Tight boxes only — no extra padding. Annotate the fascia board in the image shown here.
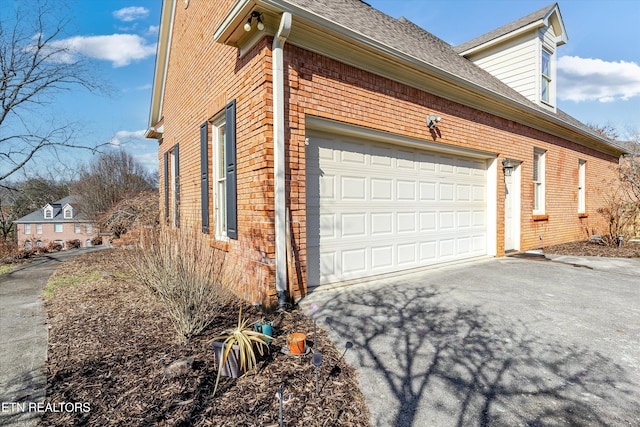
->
[213,0,255,44]
[458,21,545,57]
[148,0,177,130]
[240,0,623,157]
[544,7,568,46]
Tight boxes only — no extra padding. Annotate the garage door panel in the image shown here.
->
[372,245,393,270]
[439,183,455,201]
[397,212,417,233]
[420,182,437,200]
[307,134,488,286]
[371,213,393,235]
[371,178,393,200]
[341,176,366,200]
[342,213,366,237]
[420,212,437,231]
[342,248,367,275]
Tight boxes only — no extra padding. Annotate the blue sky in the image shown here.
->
[4,0,639,178]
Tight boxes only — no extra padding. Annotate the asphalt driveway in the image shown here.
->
[301,255,640,427]
[0,248,103,426]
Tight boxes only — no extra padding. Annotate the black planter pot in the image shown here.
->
[211,341,242,378]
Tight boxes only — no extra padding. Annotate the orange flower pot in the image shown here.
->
[288,333,306,354]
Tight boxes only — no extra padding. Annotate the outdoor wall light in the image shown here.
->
[244,11,265,32]
[502,158,514,176]
[427,114,441,129]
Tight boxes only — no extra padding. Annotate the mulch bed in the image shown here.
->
[41,250,370,426]
[542,239,640,258]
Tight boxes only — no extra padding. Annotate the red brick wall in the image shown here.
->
[159,1,277,304]
[17,222,99,249]
[158,1,619,304]
[283,45,618,285]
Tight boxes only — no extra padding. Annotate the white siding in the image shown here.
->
[466,32,538,102]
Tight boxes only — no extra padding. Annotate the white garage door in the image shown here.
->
[306,133,488,286]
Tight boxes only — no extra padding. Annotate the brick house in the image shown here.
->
[13,196,101,250]
[146,0,626,306]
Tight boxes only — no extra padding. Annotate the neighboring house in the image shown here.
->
[146,1,626,306]
[13,196,100,250]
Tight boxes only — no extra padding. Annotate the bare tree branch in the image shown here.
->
[0,0,109,183]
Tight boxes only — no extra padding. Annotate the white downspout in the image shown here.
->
[273,12,292,309]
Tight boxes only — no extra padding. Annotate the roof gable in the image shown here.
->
[455,3,567,56]
[13,196,88,224]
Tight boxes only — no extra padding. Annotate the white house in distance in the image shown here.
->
[13,196,102,250]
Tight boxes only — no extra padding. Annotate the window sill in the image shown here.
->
[210,239,230,252]
[532,214,549,222]
[578,213,588,218]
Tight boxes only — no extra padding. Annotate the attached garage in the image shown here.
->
[306,127,493,287]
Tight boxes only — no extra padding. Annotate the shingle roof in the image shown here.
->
[281,0,621,154]
[13,196,90,223]
[454,3,557,54]
[286,0,536,106]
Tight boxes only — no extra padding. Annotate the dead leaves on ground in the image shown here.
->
[42,249,370,426]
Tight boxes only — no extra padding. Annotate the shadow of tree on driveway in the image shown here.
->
[311,279,639,427]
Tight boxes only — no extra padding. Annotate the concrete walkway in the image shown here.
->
[301,255,640,427]
[0,250,89,426]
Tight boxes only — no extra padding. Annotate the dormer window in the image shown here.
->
[44,206,53,219]
[63,206,73,219]
[541,49,552,104]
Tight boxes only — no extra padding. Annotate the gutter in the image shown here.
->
[258,0,621,157]
[273,12,292,309]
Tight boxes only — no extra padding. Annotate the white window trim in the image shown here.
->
[24,224,31,234]
[212,114,228,241]
[36,224,42,234]
[533,149,546,215]
[75,223,81,234]
[541,48,553,106]
[578,159,586,214]
[44,207,53,219]
[64,208,73,219]
[54,223,63,233]
[85,223,93,234]
[170,149,178,228]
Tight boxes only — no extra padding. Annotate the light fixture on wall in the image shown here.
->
[502,158,514,176]
[244,11,265,32]
[427,114,441,129]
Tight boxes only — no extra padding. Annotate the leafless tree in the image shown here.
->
[99,191,159,238]
[594,126,640,243]
[587,122,620,141]
[0,176,69,242]
[0,0,107,184]
[71,150,156,222]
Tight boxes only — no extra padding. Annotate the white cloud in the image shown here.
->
[113,6,149,22]
[134,151,160,173]
[558,56,640,103]
[51,34,156,67]
[147,25,159,35]
[109,129,147,147]
[136,84,152,90]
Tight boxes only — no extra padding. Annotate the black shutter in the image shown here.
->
[163,151,169,221]
[200,122,210,234]
[173,143,180,227]
[225,100,238,239]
